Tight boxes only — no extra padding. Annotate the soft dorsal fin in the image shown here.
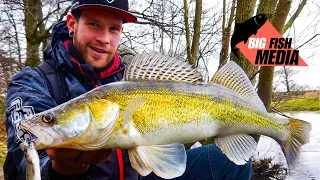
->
[211,61,266,112]
[124,52,202,83]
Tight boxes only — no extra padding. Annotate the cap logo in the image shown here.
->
[106,0,115,3]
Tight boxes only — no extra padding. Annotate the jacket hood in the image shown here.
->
[43,21,71,62]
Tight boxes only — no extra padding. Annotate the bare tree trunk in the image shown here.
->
[283,67,290,92]
[25,0,44,67]
[232,0,257,83]
[184,0,192,63]
[190,0,202,66]
[183,0,202,66]
[24,0,67,67]
[257,0,278,16]
[257,0,292,112]
[252,0,289,143]
[219,0,236,68]
[26,40,41,67]
[160,0,164,53]
[283,0,307,34]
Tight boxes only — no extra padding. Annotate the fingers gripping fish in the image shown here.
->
[20,52,311,179]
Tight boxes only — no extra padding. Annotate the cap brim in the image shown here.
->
[73,5,137,23]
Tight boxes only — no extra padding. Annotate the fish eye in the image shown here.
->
[41,112,55,123]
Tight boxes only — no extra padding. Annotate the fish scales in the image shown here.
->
[92,81,288,138]
[19,52,311,179]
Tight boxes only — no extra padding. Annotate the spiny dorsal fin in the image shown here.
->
[211,61,267,112]
[125,52,202,83]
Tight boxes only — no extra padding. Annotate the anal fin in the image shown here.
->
[215,134,257,165]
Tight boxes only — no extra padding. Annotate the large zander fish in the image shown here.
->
[20,52,311,179]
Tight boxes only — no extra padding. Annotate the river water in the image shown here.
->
[254,111,320,180]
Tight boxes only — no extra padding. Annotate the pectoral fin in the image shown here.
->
[215,134,257,165]
[123,97,146,129]
[128,143,187,179]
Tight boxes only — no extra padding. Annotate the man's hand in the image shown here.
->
[46,148,113,176]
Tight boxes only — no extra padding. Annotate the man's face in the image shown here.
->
[67,10,123,68]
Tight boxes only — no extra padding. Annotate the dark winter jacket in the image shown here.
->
[5,21,140,180]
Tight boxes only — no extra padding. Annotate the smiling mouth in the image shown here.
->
[91,47,108,54]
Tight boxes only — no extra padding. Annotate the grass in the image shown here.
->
[272,98,319,112]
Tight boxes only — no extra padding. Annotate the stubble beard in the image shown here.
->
[73,36,110,69]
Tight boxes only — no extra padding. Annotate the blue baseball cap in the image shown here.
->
[71,0,137,23]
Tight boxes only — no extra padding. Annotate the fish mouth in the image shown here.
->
[19,120,64,149]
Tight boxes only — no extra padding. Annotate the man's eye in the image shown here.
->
[89,23,99,27]
[110,27,120,32]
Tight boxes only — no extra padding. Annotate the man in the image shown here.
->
[5,0,252,179]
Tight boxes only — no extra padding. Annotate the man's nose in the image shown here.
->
[96,30,111,44]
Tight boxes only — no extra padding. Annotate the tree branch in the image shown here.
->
[282,0,307,34]
[183,0,192,64]
[190,0,202,67]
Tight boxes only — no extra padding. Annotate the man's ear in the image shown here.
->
[66,13,76,32]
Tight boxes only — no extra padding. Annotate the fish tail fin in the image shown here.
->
[232,48,239,59]
[281,118,311,168]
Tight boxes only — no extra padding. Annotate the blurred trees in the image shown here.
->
[24,0,70,66]
[0,0,70,67]
[274,67,299,92]
[0,50,19,94]
[121,0,223,80]
[0,0,318,102]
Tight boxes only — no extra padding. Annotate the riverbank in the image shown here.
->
[272,90,319,111]
[272,98,319,111]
